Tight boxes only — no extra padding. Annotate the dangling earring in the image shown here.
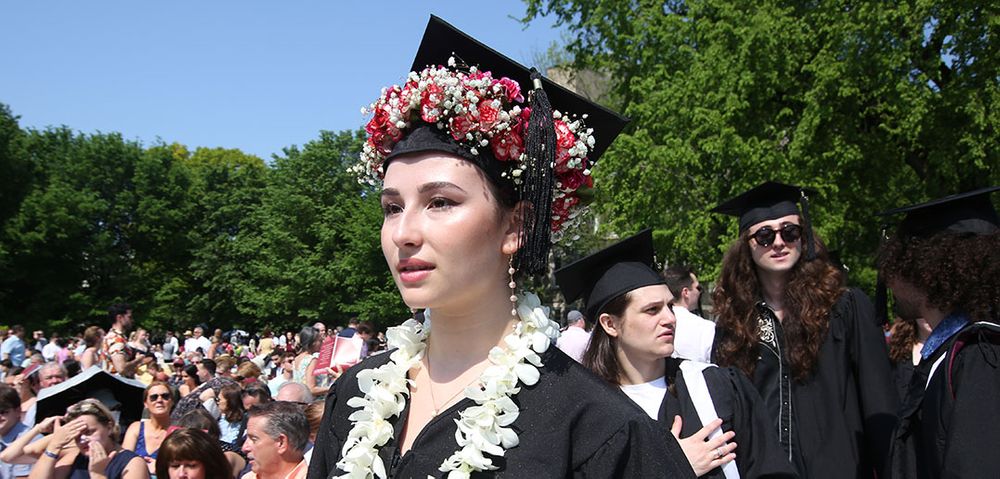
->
[508,257,518,318]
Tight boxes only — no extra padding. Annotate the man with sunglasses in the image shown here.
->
[663,265,716,363]
[709,181,897,479]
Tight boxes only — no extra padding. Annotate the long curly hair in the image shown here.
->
[713,228,845,381]
[878,231,999,324]
[887,319,916,364]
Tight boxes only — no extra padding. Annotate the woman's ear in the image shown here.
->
[599,313,620,338]
[501,201,529,256]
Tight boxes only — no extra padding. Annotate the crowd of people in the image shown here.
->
[0,312,387,479]
[2,15,998,479]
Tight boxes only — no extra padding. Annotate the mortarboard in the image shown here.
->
[711,181,819,260]
[362,16,629,275]
[876,186,999,238]
[554,229,665,322]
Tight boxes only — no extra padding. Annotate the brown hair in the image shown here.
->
[155,428,231,479]
[218,384,245,423]
[581,292,633,385]
[304,399,326,442]
[83,326,103,348]
[887,319,917,364]
[713,229,844,381]
[144,381,174,402]
[878,232,999,324]
[235,361,262,382]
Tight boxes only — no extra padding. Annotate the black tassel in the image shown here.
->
[516,68,557,275]
[799,190,816,261]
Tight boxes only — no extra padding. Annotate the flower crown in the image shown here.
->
[355,58,597,234]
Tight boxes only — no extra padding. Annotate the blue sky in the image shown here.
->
[0,2,564,160]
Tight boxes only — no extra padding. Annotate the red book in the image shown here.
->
[314,336,363,375]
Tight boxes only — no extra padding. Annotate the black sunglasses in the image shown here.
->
[751,224,802,247]
[147,393,171,401]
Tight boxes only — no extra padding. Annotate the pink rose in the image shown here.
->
[450,115,475,141]
[554,120,576,150]
[477,99,499,132]
[490,129,524,161]
[497,77,523,103]
[421,84,444,123]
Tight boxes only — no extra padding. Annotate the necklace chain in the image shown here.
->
[424,354,480,415]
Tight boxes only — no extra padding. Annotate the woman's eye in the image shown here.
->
[382,202,402,216]
[428,197,456,210]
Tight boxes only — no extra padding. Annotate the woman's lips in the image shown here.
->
[397,258,435,283]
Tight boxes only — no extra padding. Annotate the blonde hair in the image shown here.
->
[64,399,121,442]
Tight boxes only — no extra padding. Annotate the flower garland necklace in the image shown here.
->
[335,292,560,479]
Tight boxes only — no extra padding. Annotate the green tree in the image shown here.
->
[233,130,406,332]
[524,0,999,287]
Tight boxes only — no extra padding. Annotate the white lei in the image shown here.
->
[335,292,561,479]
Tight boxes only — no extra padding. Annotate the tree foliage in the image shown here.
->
[524,0,999,286]
[0,104,404,334]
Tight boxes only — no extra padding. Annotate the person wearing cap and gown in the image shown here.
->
[307,17,693,479]
[709,182,897,479]
[555,229,796,479]
[877,186,1000,479]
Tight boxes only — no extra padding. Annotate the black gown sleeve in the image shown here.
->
[843,289,899,477]
[939,329,1000,476]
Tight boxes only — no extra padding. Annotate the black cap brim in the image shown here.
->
[710,181,817,231]
[877,186,999,237]
[554,229,665,320]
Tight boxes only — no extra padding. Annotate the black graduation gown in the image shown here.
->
[889,320,1000,479]
[713,288,899,479]
[659,359,798,479]
[307,346,695,479]
[891,358,916,407]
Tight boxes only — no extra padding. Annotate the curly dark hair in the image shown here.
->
[713,228,845,381]
[878,231,999,324]
[887,319,916,364]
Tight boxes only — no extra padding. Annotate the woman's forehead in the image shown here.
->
[747,214,800,231]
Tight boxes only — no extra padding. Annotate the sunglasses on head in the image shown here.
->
[147,393,171,401]
[751,223,802,247]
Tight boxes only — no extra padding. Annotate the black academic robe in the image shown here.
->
[659,359,798,479]
[889,320,1000,479]
[307,346,695,479]
[713,288,899,479]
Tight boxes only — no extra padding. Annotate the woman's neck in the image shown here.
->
[148,413,170,429]
[756,269,788,311]
[616,350,667,386]
[423,285,517,377]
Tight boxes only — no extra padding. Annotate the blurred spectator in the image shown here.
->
[217,384,246,445]
[184,328,211,358]
[179,365,201,397]
[1,326,26,367]
[174,409,246,478]
[291,327,327,397]
[197,359,217,383]
[123,381,174,474]
[257,329,275,358]
[80,326,105,370]
[268,353,295,396]
[302,399,325,465]
[31,331,46,354]
[155,428,231,479]
[162,330,179,362]
[0,383,31,479]
[41,333,60,362]
[235,361,262,385]
[22,399,149,479]
[338,318,359,338]
[241,383,272,411]
[275,382,313,405]
[104,303,146,378]
[128,328,151,356]
[312,322,327,338]
[241,401,309,479]
[556,310,589,363]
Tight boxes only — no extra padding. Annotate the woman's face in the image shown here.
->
[380,153,519,311]
[74,414,113,455]
[605,284,677,361]
[167,460,206,479]
[145,385,173,416]
[747,214,802,275]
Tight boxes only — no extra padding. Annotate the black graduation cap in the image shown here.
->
[385,15,628,276]
[406,15,628,162]
[554,229,665,321]
[876,186,999,238]
[711,181,818,260]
